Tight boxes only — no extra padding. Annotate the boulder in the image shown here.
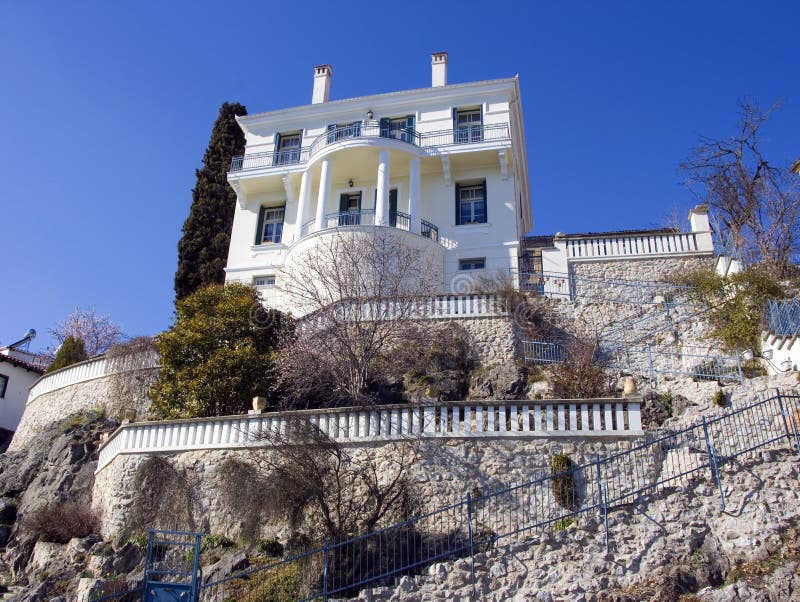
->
[469,362,528,400]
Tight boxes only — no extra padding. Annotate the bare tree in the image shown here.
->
[278,229,441,406]
[49,306,125,356]
[681,98,800,275]
[249,416,420,542]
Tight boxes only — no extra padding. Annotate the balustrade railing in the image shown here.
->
[96,398,643,472]
[229,122,511,173]
[566,231,700,259]
[28,356,108,402]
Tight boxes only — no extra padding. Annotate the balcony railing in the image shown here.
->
[299,209,439,244]
[229,121,511,173]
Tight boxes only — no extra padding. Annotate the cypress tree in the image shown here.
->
[175,102,247,300]
[47,336,88,372]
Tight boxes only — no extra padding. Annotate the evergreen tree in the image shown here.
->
[47,336,88,373]
[175,102,247,300]
[151,283,294,419]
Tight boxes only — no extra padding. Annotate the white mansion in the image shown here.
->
[224,53,532,310]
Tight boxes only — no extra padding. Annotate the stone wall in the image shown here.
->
[569,255,714,283]
[92,436,639,544]
[9,367,158,452]
[456,316,517,365]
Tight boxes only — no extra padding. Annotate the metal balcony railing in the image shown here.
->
[298,210,440,244]
[229,122,511,172]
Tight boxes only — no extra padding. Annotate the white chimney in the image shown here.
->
[312,64,332,104]
[431,52,448,87]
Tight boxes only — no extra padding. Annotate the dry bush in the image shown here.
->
[125,457,198,537]
[548,339,610,399]
[250,417,420,543]
[217,458,273,541]
[106,337,159,417]
[23,502,101,544]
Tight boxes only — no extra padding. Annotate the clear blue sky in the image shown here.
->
[1,1,798,352]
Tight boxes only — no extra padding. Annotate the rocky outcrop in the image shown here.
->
[358,449,800,601]
[468,361,528,400]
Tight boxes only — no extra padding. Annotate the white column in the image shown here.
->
[409,156,421,234]
[315,158,331,231]
[295,169,311,240]
[375,150,390,225]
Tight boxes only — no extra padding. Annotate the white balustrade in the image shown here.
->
[28,356,108,401]
[566,232,700,260]
[96,399,644,473]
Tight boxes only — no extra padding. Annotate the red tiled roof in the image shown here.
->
[0,354,46,374]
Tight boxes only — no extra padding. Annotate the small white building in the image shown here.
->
[0,335,46,433]
[225,52,531,312]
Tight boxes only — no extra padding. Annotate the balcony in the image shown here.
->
[229,122,510,173]
[299,209,440,244]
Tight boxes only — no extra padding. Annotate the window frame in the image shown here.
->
[459,258,486,271]
[274,131,302,165]
[455,180,488,226]
[255,205,286,245]
[0,373,7,398]
[454,107,483,143]
[253,275,276,287]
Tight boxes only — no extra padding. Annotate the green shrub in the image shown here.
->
[741,359,768,379]
[553,517,574,532]
[551,454,577,510]
[201,534,235,553]
[712,390,727,408]
[256,538,284,558]
[128,534,148,553]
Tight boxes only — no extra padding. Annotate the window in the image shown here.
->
[456,181,487,225]
[327,121,362,143]
[454,107,483,143]
[338,192,362,226]
[0,373,7,398]
[459,258,486,270]
[379,115,415,143]
[274,131,302,165]
[253,275,276,287]
[255,206,285,245]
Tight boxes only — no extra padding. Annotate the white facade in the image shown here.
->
[225,53,532,313]
[0,352,44,432]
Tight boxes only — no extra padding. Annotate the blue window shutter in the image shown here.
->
[255,206,266,244]
[406,115,415,143]
[353,121,361,137]
[389,189,397,227]
[339,194,349,213]
[481,180,488,223]
[327,124,335,143]
[455,183,462,225]
[273,133,281,164]
[379,118,389,138]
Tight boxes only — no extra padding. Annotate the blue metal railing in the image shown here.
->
[609,345,743,383]
[514,270,694,306]
[195,390,799,601]
[229,122,511,173]
[766,299,800,337]
[521,339,567,364]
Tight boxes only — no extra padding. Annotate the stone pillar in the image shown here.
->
[408,156,421,234]
[375,150,390,226]
[688,204,714,252]
[315,158,331,231]
[295,169,311,240]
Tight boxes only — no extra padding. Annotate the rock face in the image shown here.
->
[469,361,528,400]
[357,450,800,602]
[0,411,120,598]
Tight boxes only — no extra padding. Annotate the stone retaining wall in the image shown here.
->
[92,436,640,544]
[9,367,158,452]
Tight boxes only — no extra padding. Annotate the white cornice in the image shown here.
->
[237,78,518,133]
